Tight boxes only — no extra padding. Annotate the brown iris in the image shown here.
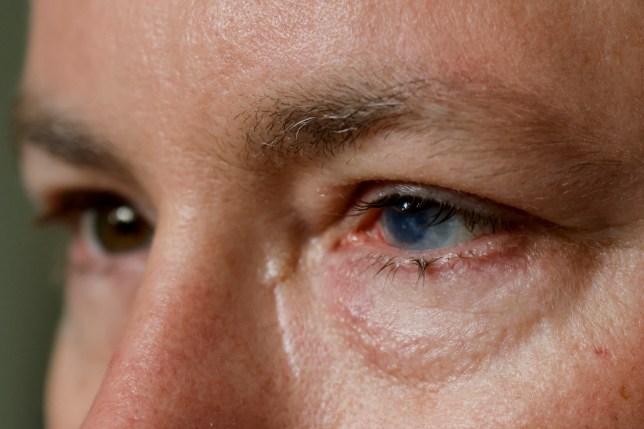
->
[86,202,152,254]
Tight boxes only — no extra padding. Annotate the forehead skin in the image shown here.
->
[23,1,643,428]
[25,1,642,170]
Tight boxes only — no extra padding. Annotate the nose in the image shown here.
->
[80,219,292,428]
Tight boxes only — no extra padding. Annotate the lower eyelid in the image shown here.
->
[315,227,590,386]
[323,234,552,335]
[339,226,530,282]
[310,185,587,385]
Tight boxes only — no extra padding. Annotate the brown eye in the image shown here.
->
[81,202,153,254]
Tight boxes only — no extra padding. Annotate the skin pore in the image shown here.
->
[16,1,643,428]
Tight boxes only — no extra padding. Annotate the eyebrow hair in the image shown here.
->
[240,81,412,160]
[239,78,619,178]
[13,77,623,189]
[11,95,130,176]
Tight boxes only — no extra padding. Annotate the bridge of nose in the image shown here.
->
[80,216,297,428]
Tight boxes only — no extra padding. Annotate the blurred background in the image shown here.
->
[1,2,63,428]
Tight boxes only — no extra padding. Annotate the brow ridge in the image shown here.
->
[12,95,129,176]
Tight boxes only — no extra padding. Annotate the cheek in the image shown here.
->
[46,239,146,428]
[65,237,145,362]
[46,320,102,429]
[316,234,589,384]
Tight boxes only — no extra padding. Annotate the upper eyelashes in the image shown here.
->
[36,183,519,265]
[36,190,153,255]
[350,184,515,253]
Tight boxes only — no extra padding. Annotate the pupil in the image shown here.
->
[93,204,152,253]
[381,201,456,251]
[383,206,434,247]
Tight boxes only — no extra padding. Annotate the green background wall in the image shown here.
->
[1,2,62,428]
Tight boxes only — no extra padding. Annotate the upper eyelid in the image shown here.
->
[35,189,154,228]
[20,144,155,217]
[351,182,529,223]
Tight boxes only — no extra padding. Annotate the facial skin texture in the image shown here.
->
[16,1,643,428]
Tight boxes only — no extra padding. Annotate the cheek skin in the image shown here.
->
[299,234,644,426]
[65,237,145,357]
[26,0,644,426]
[316,233,593,385]
[46,239,146,429]
[46,320,98,429]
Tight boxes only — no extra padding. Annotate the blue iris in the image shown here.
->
[381,202,464,251]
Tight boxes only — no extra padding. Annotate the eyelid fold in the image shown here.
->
[350,182,523,230]
[35,190,132,226]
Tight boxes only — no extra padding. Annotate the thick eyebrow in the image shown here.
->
[242,79,595,162]
[240,81,411,160]
[14,78,622,186]
[239,79,637,201]
[11,95,130,176]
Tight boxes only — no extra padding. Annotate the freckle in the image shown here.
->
[619,385,631,400]
[593,346,611,359]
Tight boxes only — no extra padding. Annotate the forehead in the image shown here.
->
[23,0,642,160]
[25,0,632,97]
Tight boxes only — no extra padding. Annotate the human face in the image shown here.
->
[17,1,643,428]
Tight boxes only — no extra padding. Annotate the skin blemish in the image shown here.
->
[619,385,631,401]
[593,347,611,359]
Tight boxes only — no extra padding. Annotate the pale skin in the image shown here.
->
[16,0,643,428]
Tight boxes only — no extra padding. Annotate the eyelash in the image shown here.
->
[37,185,521,283]
[352,193,511,234]
[36,189,157,257]
[36,190,134,229]
[348,187,519,283]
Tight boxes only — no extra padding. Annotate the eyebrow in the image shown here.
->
[11,95,130,176]
[240,81,411,161]
[13,78,621,184]
[239,79,618,178]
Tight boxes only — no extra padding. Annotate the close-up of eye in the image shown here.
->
[351,184,514,252]
[329,182,530,285]
[37,191,153,256]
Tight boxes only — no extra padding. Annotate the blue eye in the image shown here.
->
[380,200,476,251]
[352,184,512,253]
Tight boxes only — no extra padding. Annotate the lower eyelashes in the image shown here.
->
[358,232,527,287]
[338,182,531,284]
